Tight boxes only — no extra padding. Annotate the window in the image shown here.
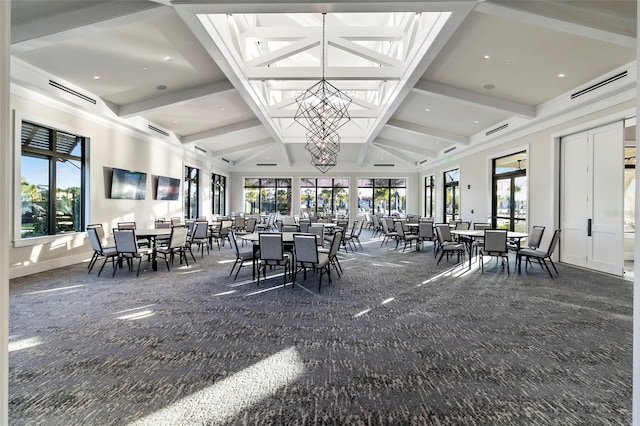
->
[184,166,199,219]
[212,173,226,215]
[20,121,85,238]
[300,178,349,216]
[443,169,459,223]
[358,178,406,216]
[424,175,435,219]
[492,151,527,231]
[244,178,291,214]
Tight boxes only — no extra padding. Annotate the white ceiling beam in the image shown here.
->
[280,144,292,167]
[12,3,172,50]
[386,118,469,145]
[245,67,402,80]
[413,80,536,119]
[233,144,274,166]
[357,144,369,167]
[211,138,273,157]
[119,80,235,118]
[269,108,378,119]
[476,1,636,49]
[371,143,419,166]
[268,80,381,91]
[373,138,438,158]
[328,35,403,68]
[182,118,262,144]
[247,38,319,68]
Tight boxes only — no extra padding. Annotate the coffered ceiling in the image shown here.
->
[10,0,637,173]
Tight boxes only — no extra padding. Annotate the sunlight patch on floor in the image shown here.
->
[9,337,42,352]
[25,284,85,295]
[127,346,305,426]
[116,310,155,321]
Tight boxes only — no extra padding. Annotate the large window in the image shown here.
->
[20,121,85,238]
[300,178,349,216]
[184,166,199,219]
[443,169,459,223]
[358,178,406,216]
[244,178,292,214]
[492,151,527,231]
[424,175,435,219]
[212,173,226,215]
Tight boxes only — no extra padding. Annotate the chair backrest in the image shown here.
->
[474,222,491,231]
[228,231,241,257]
[384,217,395,231]
[185,220,196,235]
[259,233,285,261]
[294,234,319,265]
[235,216,246,229]
[87,227,103,252]
[396,223,406,237]
[299,221,311,233]
[155,221,171,229]
[353,219,364,237]
[418,222,434,239]
[245,217,257,232]
[483,229,507,253]
[170,217,181,226]
[113,229,138,254]
[349,220,359,235]
[117,221,136,230]
[336,220,349,232]
[308,224,324,245]
[381,218,391,234]
[528,225,546,249]
[455,221,470,231]
[435,224,452,244]
[545,229,561,256]
[281,225,298,232]
[169,225,188,249]
[87,224,108,246]
[372,215,380,228]
[220,220,233,236]
[328,230,343,257]
[192,221,208,240]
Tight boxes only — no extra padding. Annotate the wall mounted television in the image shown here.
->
[156,175,181,201]
[110,168,147,200]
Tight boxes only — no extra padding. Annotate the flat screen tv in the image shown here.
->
[156,175,180,201]
[110,168,147,200]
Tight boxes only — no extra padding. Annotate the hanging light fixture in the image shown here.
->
[295,13,351,173]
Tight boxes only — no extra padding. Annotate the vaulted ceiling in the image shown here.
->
[10,0,637,173]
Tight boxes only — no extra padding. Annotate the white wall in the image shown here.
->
[9,92,222,278]
[228,171,421,224]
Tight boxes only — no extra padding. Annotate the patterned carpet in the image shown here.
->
[9,230,632,425]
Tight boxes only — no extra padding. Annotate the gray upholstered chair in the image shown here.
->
[87,225,118,276]
[113,229,153,277]
[154,225,189,271]
[257,233,291,287]
[517,229,561,277]
[480,229,510,274]
[293,233,331,291]
[228,230,257,281]
[435,224,465,265]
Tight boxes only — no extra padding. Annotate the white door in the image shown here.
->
[560,121,624,275]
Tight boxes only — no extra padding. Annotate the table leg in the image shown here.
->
[151,236,158,271]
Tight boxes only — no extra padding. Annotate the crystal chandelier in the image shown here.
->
[295,13,351,173]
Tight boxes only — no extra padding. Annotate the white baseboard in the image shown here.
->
[9,252,91,279]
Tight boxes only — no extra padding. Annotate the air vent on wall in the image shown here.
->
[374,163,394,167]
[257,163,277,166]
[571,71,628,99]
[148,125,169,137]
[48,80,96,104]
[486,123,508,136]
[419,159,428,165]
[221,157,230,163]
[194,145,207,153]
[444,146,456,154]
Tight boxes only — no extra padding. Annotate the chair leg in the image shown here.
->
[548,257,559,275]
[136,257,143,277]
[97,257,110,277]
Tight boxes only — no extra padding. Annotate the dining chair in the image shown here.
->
[435,224,465,265]
[517,229,561,277]
[380,219,398,247]
[480,229,510,274]
[189,221,210,258]
[86,226,118,276]
[293,233,331,291]
[112,229,153,277]
[228,230,257,281]
[324,230,344,277]
[257,233,291,287]
[472,223,492,255]
[281,225,298,232]
[395,222,419,252]
[154,225,189,271]
[417,222,436,252]
[170,217,181,226]
[308,224,325,248]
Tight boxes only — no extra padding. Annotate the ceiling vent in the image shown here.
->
[49,80,96,104]
[419,159,428,165]
[148,125,169,137]
[486,123,508,136]
[444,146,457,154]
[221,157,230,163]
[374,163,394,167]
[571,71,627,99]
[257,163,277,166]
[194,145,207,153]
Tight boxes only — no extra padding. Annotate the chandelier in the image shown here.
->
[295,13,351,173]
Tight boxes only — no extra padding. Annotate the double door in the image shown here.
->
[560,121,623,275]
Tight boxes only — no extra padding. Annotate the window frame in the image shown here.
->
[244,178,292,215]
[424,175,435,219]
[211,173,226,216]
[358,178,407,216]
[491,151,527,231]
[18,119,87,242]
[443,168,459,223]
[300,177,349,216]
[184,165,199,220]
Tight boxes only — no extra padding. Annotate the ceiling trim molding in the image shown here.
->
[373,137,438,158]
[386,118,469,145]
[119,80,235,118]
[412,80,537,119]
[233,145,273,166]
[211,138,273,157]
[371,142,419,166]
[182,118,262,144]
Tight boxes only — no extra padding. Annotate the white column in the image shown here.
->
[633,3,640,425]
[0,0,11,423]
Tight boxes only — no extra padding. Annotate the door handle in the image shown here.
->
[587,218,592,237]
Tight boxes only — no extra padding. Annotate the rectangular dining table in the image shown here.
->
[450,229,528,271]
[134,228,172,271]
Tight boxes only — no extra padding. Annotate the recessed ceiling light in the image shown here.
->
[93,76,100,80]
[558,73,566,78]
[156,84,167,90]
[483,55,490,60]
[483,84,495,90]
[506,61,513,65]
[173,120,178,124]
[142,66,149,70]
[425,108,430,112]
[474,120,479,124]
[164,56,173,62]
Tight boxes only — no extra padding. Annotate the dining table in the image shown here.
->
[135,228,172,271]
[450,229,528,271]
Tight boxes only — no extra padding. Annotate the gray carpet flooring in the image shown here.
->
[9,230,632,425]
